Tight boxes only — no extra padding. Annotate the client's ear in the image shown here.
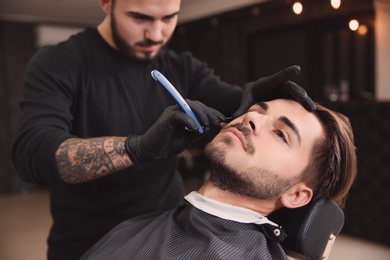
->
[280,183,313,209]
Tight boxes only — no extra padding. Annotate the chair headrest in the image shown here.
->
[268,199,344,260]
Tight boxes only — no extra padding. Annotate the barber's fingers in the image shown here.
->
[186,99,226,127]
[283,81,316,111]
[250,65,301,94]
[169,110,202,132]
[232,66,302,118]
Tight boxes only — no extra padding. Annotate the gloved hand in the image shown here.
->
[232,65,316,118]
[125,99,225,164]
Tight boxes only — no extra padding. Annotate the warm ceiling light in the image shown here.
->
[357,25,368,35]
[293,2,303,15]
[349,19,359,31]
[331,0,341,9]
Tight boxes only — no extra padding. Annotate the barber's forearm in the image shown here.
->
[55,137,134,184]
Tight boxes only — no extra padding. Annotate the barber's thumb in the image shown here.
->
[278,65,301,80]
[262,65,301,87]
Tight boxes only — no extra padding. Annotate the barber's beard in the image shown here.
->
[110,14,164,62]
[204,123,299,200]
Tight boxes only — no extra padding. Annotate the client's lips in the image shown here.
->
[225,127,247,151]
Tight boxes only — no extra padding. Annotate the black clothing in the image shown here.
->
[81,204,288,260]
[11,28,242,259]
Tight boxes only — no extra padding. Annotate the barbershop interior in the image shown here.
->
[1,0,390,259]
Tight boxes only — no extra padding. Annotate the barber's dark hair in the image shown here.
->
[300,104,357,208]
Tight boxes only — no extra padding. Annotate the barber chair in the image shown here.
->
[268,199,344,260]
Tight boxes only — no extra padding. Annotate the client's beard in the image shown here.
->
[204,123,299,200]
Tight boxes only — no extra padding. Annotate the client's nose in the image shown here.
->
[249,121,255,130]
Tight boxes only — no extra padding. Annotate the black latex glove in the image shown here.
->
[232,65,316,118]
[125,99,225,164]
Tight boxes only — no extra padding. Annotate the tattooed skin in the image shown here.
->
[55,137,132,183]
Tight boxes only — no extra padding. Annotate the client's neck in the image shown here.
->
[197,181,278,216]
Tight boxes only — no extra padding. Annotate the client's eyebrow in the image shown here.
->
[280,116,301,145]
[257,102,268,111]
[256,102,301,145]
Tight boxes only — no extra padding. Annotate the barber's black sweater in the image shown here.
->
[11,28,242,259]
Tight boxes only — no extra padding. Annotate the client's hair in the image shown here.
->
[300,104,357,208]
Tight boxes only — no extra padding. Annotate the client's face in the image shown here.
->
[204,99,324,200]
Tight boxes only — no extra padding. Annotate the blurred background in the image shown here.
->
[1,0,390,259]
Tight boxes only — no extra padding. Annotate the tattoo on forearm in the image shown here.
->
[55,137,130,183]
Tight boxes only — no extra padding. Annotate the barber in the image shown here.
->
[11,0,314,259]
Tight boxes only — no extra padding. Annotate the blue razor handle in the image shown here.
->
[151,70,204,134]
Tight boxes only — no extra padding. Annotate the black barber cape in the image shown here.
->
[81,192,288,259]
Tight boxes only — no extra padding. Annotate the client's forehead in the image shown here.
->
[250,99,304,115]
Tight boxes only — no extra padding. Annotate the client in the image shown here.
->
[81,98,357,260]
